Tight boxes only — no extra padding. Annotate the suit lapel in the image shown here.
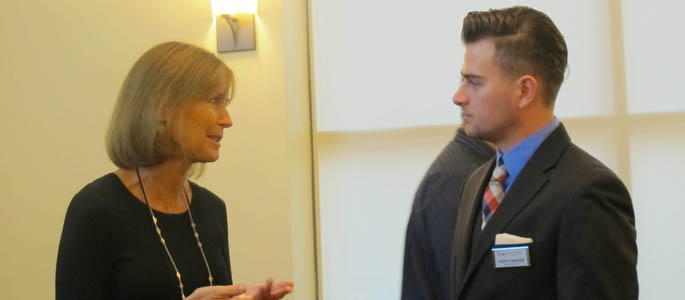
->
[464,164,549,281]
[451,160,493,300]
[452,124,573,299]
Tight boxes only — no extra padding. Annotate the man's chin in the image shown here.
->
[463,126,479,138]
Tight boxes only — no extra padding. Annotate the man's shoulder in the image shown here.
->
[532,124,622,186]
[559,143,621,182]
[428,133,493,182]
[539,142,630,206]
[461,159,494,195]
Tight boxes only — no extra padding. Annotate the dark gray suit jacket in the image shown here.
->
[401,128,494,300]
[450,124,638,300]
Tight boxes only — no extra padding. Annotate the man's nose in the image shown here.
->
[453,85,468,106]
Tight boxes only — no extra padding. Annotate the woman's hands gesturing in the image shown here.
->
[185,284,247,300]
[185,278,293,300]
[235,278,294,300]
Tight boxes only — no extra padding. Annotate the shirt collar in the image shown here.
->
[497,117,559,191]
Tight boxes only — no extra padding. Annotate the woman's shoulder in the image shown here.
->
[189,181,226,210]
[69,173,126,213]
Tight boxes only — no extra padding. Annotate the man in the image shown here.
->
[401,127,494,300]
[449,6,638,300]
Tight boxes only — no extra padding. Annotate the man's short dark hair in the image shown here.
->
[462,6,567,106]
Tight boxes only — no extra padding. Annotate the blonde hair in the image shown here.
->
[106,41,234,169]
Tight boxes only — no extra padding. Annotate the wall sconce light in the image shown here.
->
[211,0,257,52]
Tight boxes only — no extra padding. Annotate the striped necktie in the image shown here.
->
[482,160,508,229]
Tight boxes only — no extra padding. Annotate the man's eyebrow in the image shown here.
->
[461,72,483,80]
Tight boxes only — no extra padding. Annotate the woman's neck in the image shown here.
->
[117,158,193,213]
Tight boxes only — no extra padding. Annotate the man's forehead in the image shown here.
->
[464,40,495,61]
[461,39,496,74]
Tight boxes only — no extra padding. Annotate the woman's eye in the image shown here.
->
[209,96,229,107]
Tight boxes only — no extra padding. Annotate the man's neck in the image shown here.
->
[497,113,554,153]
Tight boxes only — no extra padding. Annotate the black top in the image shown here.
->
[56,173,232,300]
[401,128,494,300]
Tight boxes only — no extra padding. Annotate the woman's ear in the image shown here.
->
[516,75,539,109]
[158,106,172,124]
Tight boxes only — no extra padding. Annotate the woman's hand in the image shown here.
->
[234,278,294,300]
[185,284,247,300]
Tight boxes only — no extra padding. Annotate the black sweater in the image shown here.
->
[56,173,232,300]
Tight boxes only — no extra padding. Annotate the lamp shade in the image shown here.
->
[211,0,257,15]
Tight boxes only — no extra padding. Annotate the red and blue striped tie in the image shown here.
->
[482,161,508,229]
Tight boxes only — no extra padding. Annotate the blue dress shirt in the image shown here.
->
[498,117,560,192]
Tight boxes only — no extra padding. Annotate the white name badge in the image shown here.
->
[492,245,531,268]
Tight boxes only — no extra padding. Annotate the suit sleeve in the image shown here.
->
[56,191,112,300]
[401,176,448,300]
[556,175,638,300]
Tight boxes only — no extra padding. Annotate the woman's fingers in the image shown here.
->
[269,281,294,299]
[269,286,293,299]
[186,284,247,299]
[239,279,293,300]
[212,284,248,297]
[271,281,294,291]
[263,278,273,297]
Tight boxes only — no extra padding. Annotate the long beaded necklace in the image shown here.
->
[136,168,214,299]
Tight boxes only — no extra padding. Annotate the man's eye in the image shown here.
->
[460,77,480,87]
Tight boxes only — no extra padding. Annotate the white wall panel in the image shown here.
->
[310,0,465,131]
[630,120,685,299]
[311,0,614,131]
[317,127,455,300]
[623,1,685,114]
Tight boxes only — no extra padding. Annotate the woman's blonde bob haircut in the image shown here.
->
[106,41,234,169]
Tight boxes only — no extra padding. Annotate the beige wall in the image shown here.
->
[0,0,314,299]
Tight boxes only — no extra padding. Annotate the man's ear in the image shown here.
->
[516,75,539,109]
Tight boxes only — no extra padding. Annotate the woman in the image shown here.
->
[56,42,293,300]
